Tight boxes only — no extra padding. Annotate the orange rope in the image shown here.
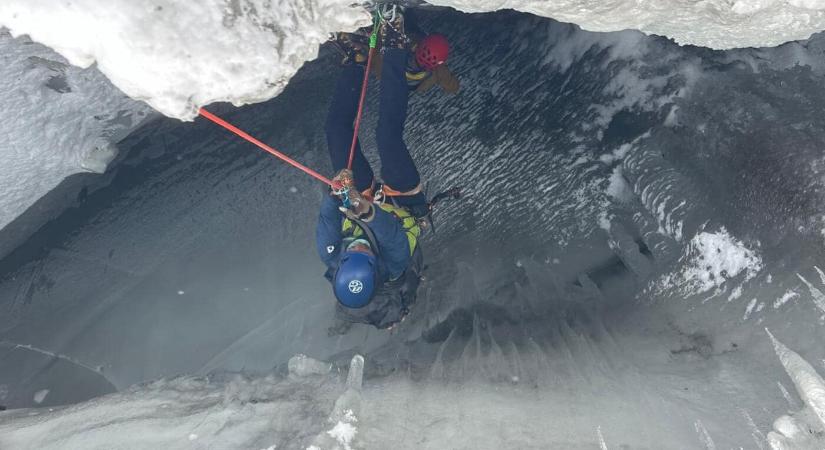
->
[199,108,333,186]
[347,47,377,169]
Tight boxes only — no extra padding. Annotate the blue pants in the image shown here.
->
[325,49,425,207]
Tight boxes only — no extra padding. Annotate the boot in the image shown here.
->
[378,4,409,50]
[330,28,371,65]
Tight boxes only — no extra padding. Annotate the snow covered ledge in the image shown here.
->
[431,0,825,50]
[0,1,371,120]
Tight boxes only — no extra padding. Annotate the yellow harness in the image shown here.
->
[342,203,420,255]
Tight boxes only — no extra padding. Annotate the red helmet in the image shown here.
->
[416,33,450,70]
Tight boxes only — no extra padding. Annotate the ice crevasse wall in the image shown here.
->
[2,0,825,250]
[2,0,825,448]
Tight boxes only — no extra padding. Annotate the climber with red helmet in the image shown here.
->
[332,8,460,95]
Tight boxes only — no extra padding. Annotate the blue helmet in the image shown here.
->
[334,249,377,308]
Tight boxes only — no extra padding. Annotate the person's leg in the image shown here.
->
[324,64,374,192]
[375,48,426,207]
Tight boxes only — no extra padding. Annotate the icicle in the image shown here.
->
[694,420,716,450]
[430,327,457,380]
[740,409,766,450]
[777,381,800,409]
[766,329,825,429]
[596,426,608,450]
[815,266,825,286]
[795,274,825,314]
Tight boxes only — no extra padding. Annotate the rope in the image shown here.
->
[347,11,382,169]
[199,108,333,186]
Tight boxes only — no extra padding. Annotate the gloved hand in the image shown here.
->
[338,189,374,221]
[331,168,355,193]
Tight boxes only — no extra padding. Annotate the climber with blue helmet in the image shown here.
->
[317,6,432,332]
[316,167,423,332]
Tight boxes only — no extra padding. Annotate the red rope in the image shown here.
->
[199,108,333,186]
[347,47,377,169]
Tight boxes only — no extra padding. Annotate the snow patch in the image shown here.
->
[727,286,743,302]
[744,298,758,320]
[326,420,358,450]
[656,228,762,296]
[773,291,799,309]
[606,167,634,203]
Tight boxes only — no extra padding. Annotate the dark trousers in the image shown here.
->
[325,49,425,207]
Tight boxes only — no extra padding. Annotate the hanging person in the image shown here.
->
[317,5,431,332]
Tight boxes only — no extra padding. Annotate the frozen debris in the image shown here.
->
[767,412,825,450]
[326,421,357,450]
[773,291,799,309]
[766,330,825,430]
[177,290,185,295]
[288,354,332,378]
[33,389,49,404]
[796,273,825,315]
[312,355,365,450]
[188,434,198,441]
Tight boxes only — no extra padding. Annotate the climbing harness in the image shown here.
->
[346,10,382,170]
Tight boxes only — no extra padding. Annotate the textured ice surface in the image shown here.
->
[0,32,152,236]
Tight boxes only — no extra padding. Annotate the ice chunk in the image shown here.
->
[796,273,825,314]
[33,389,49,404]
[288,354,332,378]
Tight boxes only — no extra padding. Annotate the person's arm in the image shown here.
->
[316,194,344,271]
[364,207,411,280]
[434,64,459,94]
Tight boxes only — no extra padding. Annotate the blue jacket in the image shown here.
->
[316,195,411,282]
